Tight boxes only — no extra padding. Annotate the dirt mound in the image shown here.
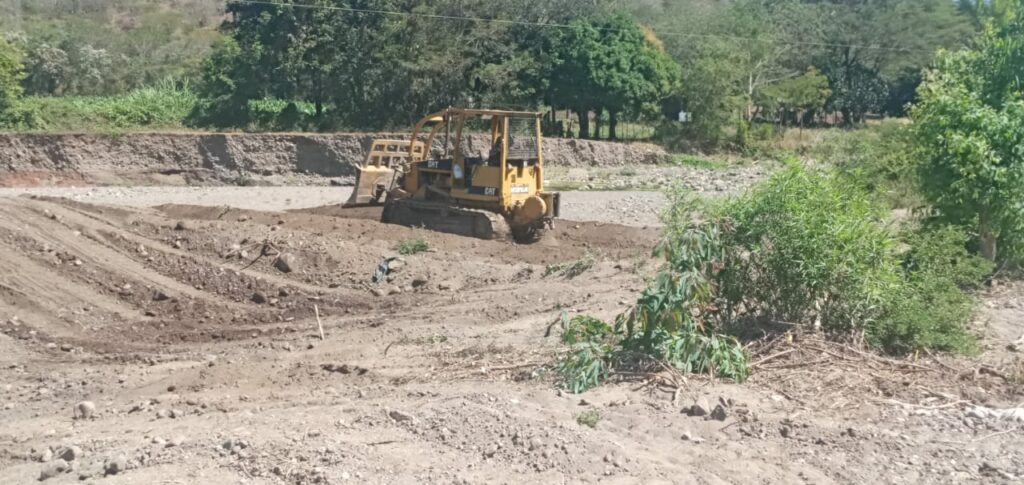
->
[0,133,669,187]
[0,195,657,354]
[0,195,1020,484]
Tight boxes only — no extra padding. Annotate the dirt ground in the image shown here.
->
[0,187,669,228]
[0,191,1022,485]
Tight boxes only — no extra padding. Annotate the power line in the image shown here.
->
[228,0,937,53]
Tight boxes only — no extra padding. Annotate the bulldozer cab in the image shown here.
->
[403,108,546,209]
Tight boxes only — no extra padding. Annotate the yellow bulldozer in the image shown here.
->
[347,108,560,241]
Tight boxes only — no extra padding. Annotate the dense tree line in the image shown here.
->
[190,0,679,137]
[0,0,1013,143]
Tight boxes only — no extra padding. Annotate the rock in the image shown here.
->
[167,436,186,448]
[687,403,708,417]
[39,459,69,480]
[371,288,388,297]
[780,426,792,438]
[388,259,406,273]
[1009,335,1024,352]
[274,253,297,273]
[155,409,170,419]
[681,431,705,443]
[152,290,170,302]
[104,455,127,475]
[169,409,184,419]
[45,342,57,350]
[411,277,429,288]
[74,401,96,420]
[59,343,73,352]
[278,288,290,297]
[35,448,53,462]
[709,404,727,421]
[58,445,83,461]
[222,438,248,452]
[174,221,188,231]
[388,409,415,422]
[251,292,268,304]
[387,285,402,295]
[528,437,544,451]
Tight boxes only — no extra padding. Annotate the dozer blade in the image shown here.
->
[345,166,395,206]
[381,198,510,240]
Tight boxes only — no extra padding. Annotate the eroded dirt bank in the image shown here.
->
[0,195,1021,484]
[0,133,669,187]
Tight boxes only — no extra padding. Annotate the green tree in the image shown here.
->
[759,67,831,127]
[958,0,1018,27]
[0,36,25,121]
[547,13,681,139]
[911,8,1024,261]
[633,0,824,144]
[814,0,974,123]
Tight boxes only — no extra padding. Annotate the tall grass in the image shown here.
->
[14,80,198,132]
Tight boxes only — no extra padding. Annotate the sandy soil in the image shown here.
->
[0,187,669,228]
[0,194,1021,485]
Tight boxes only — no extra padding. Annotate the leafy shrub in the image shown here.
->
[17,81,197,131]
[557,211,749,393]
[248,98,318,131]
[544,252,596,279]
[734,119,750,150]
[669,154,728,170]
[396,238,429,256]
[900,225,992,291]
[811,121,920,209]
[872,225,992,354]
[576,409,602,428]
[557,158,988,394]
[0,37,25,124]
[696,164,986,354]
[709,164,898,331]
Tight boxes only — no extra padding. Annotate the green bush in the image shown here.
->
[0,37,25,124]
[698,164,986,354]
[396,238,429,256]
[872,225,992,354]
[669,154,728,170]
[558,165,987,394]
[811,121,920,209]
[709,164,898,331]
[16,81,197,131]
[576,409,602,428]
[544,252,596,279]
[557,210,749,393]
[247,98,318,131]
